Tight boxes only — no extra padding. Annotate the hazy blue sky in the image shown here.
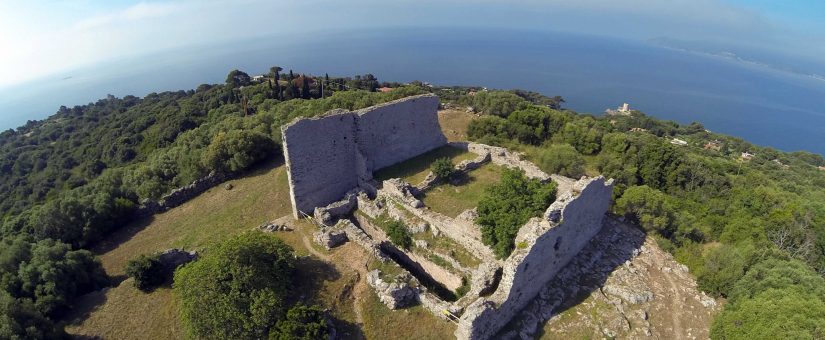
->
[1,0,823,89]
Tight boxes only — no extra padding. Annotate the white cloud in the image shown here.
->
[0,0,822,89]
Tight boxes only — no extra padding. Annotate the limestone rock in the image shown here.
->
[158,249,198,272]
[367,270,419,309]
[314,228,348,250]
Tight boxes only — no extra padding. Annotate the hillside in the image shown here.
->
[1,70,824,339]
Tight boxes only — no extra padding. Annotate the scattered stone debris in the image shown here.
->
[313,228,348,250]
[224,183,233,190]
[367,270,420,309]
[158,248,198,272]
[259,221,293,232]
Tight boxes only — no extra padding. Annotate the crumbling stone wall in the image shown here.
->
[282,94,446,218]
[455,176,614,340]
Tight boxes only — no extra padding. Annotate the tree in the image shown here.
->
[174,231,296,339]
[225,70,251,88]
[270,304,330,340]
[124,254,165,292]
[269,66,283,100]
[201,130,276,173]
[477,169,557,258]
[614,185,676,237]
[430,157,455,181]
[536,144,585,178]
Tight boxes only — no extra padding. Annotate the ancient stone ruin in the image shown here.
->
[282,95,615,339]
[281,94,446,218]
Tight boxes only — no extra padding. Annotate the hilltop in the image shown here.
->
[1,69,824,339]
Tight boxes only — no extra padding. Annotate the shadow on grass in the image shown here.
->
[292,255,342,305]
[374,145,470,182]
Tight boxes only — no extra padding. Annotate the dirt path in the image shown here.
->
[663,268,686,340]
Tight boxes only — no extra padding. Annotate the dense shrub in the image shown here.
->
[535,144,586,178]
[385,219,412,250]
[0,292,66,340]
[430,157,455,180]
[270,304,330,340]
[201,130,277,173]
[124,254,165,292]
[477,169,557,258]
[174,231,297,339]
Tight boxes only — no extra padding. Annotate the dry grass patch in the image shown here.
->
[361,289,455,339]
[438,109,476,141]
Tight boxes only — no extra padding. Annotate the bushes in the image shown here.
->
[270,304,330,340]
[124,254,165,292]
[201,130,277,173]
[710,256,825,339]
[535,144,586,178]
[477,169,557,258]
[430,157,455,180]
[385,219,412,250]
[174,231,330,339]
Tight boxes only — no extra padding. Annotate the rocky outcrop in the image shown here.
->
[158,249,198,272]
[367,270,420,309]
[313,228,348,250]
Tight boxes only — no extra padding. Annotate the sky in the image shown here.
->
[1,0,824,89]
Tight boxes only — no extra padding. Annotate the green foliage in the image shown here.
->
[124,254,165,292]
[477,169,557,258]
[614,185,676,237]
[270,304,330,340]
[201,130,276,173]
[535,144,586,178]
[0,292,66,340]
[174,231,296,339]
[697,244,755,297]
[467,91,529,117]
[385,219,412,250]
[430,157,455,180]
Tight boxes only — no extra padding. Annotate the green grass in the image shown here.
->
[373,145,477,184]
[421,163,504,218]
[361,289,455,339]
[413,229,481,269]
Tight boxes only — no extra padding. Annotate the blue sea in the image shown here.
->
[2,28,824,155]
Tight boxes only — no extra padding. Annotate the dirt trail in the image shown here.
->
[663,268,686,339]
[289,217,369,325]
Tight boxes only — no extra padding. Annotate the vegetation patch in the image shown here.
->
[421,163,505,217]
[373,145,475,184]
[477,168,557,258]
[174,231,329,339]
[124,254,165,292]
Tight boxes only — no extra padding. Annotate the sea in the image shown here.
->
[2,27,824,155]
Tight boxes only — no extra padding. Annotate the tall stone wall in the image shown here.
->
[455,176,614,340]
[282,111,359,218]
[282,94,446,218]
[355,94,446,174]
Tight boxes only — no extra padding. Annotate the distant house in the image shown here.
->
[670,138,688,146]
[741,152,755,160]
[252,75,265,82]
[630,127,647,132]
[704,140,722,151]
[606,102,632,116]
[378,87,394,93]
